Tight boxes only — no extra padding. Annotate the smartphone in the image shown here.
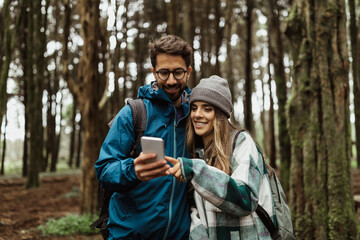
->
[140,136,165,162]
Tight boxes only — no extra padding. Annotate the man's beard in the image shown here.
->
[165,84,186,102]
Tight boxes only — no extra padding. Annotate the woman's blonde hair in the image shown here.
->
[186,108,235,175]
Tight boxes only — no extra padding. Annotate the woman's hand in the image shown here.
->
[165,156,185,182]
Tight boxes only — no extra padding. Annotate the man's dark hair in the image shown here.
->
[148,35,192,68]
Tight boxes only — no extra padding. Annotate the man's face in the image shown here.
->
[152,53,192,107]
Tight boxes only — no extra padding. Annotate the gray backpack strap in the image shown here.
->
[127,99,147,157]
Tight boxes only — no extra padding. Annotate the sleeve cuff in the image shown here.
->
[178,157,194,181]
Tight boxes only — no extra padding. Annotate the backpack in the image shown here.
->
[90,98,147,239]
[232,130,296,240]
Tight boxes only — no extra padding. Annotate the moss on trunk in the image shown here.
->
[285,0,359,239]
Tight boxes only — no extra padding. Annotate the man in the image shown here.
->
[95,35,192,239]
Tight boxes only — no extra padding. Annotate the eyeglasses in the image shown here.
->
[155,68,188,81]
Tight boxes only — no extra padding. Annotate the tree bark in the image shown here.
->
[267,57,276,168]
[166,0,177,34]
[199,0,211,79]
[285,1,358,238]
[0,0,15,136]
[266,0,291,191]
[62,0,76,168]
[0,111,7,175]
[244,0,254,133]
[74,0,108,214]
[182,0,195,88]
[213,0,222,76]
[25,0,47,188]
[69,101,77,168]
[18,0,29,177]
[120,0,129,106]
[76,118,82,168]
[110,0,121,117]
[349,0,360,168]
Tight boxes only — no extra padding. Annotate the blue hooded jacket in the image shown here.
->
[95,82,191,240]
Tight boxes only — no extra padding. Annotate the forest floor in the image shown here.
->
[0,169,360,240]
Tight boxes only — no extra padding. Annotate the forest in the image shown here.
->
[0,0,360,239]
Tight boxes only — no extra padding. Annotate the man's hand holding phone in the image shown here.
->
[134,137,169,181]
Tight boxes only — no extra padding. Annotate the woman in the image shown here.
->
[166,75,276,240]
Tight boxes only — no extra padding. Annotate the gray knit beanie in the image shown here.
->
[190,75,233,118]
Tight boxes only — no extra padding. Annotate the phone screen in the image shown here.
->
[140,136,165,162]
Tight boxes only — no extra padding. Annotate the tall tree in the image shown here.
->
[285,1,358,238]
[69,0,108,213]
[0,0,16,138]
[349,0,360,168]
[109,0,121,117]
[264,0,291,190]
[61,0,77,168]
[182,0,196,88]
[120,0,130,107]
[166,0,177,34]
[18,0,29,177]
[133,18,147,98]
[0,110,7,175]
[224,0,235,114]
[25,0,48,188]
[267,60,276,168]
[244,0,254,133]
[68,101,77,168]
[75,118,83,168]
[199,0,212,79]
[46,0,61,172]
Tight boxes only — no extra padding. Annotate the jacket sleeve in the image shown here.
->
[179,132,265,217]
[95,105,141,192]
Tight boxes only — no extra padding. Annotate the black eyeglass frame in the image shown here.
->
[155,68,188,81]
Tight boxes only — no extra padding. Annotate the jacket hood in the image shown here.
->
[137,81,191,104]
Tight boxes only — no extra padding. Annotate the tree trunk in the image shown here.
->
[200,0,211,79]
[73,0,108,214]
[0,111,7,175]
[69,101,77,167]
[46,76,56,171]
[110,0,121,117]
[25,0,46,188]
[268,61,276,168]
[166,0,177,34]
[19,0,29,177]
[285,1,358,238]
[261,82,270,156]
[62,0,75,168]
[182,0,195,88]
[244,0,254,133]
[50,98,62,172]
[121,0,129,105]
[266,0,291,190]
[46,1,60,172]
[76,118,82,168]
[0,0,14,134]
[349,0,360,168]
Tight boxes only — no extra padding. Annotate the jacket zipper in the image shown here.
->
[163,116,177,240]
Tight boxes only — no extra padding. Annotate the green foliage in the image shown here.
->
[38,213,99,236]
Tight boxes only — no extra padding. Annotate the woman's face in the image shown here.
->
[190,101,215,145]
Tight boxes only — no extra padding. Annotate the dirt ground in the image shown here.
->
[0,169,359,240]
[0,172,102,240]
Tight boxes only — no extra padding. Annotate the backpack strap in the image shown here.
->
[256,205,281,239]
[127,99,147,158]
[232,130,243,152]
